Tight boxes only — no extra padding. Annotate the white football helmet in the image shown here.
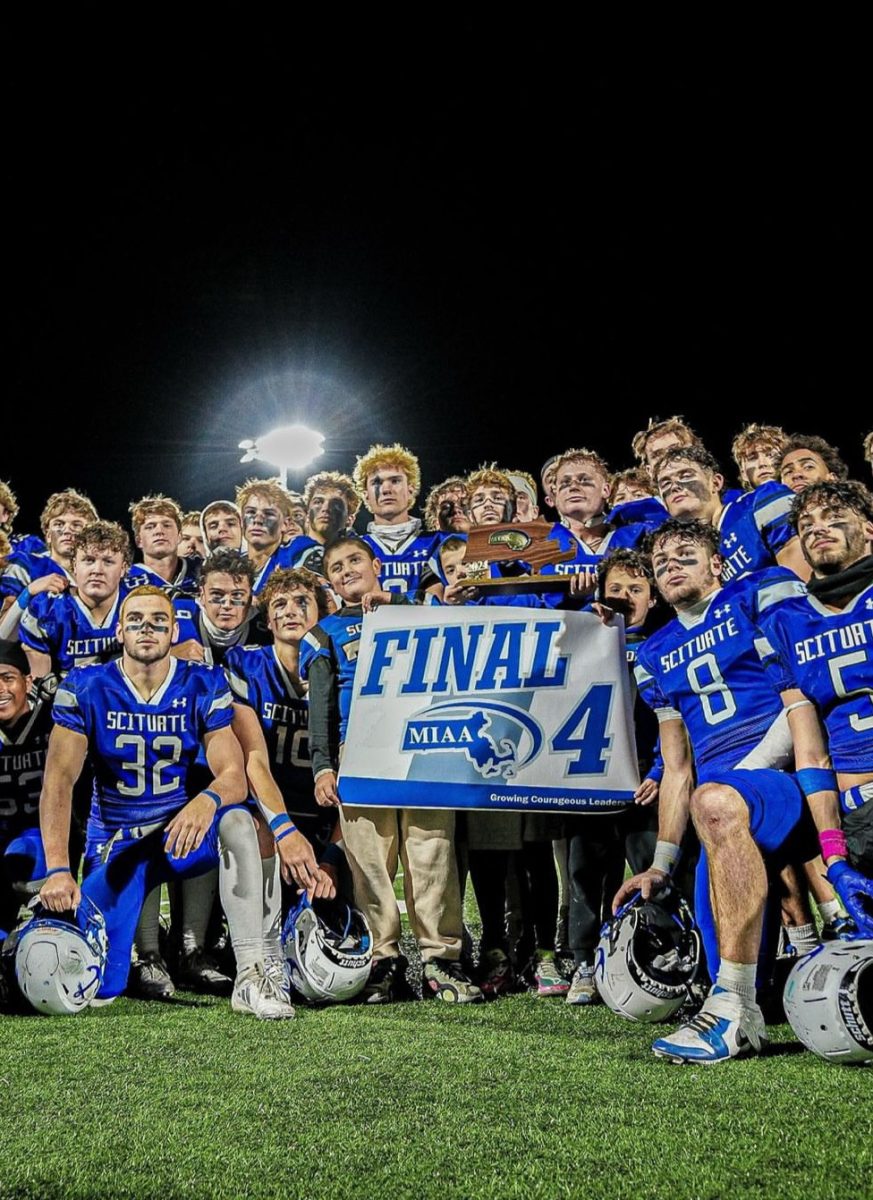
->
[282,893,373,1003]
[12,896,108,1015]
[595,887,701,1023]
[783,939,872,1065]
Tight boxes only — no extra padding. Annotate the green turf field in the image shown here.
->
[2,944,870,1200]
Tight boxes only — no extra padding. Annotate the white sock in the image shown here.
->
[262,855,282,965]
[715,960,756,1004]
[181,869,218,956]
[817,899,841,924]
[218,808,265,976]
[134,886,162,957]
[786,922,820,955]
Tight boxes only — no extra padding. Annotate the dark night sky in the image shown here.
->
[6,24,867,532]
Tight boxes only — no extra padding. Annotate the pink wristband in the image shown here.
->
[819,828,848,861]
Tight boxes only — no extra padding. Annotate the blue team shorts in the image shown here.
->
[692,769,817,982]
[81,803,250,999]
[696,768,802,854]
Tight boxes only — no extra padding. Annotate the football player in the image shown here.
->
[731,424,787,492]
[0,641,53,936]
[225,569,340,985]
[39,586,294,1017]
[282,492,308,543]
[423,477,471,535]
[655,445,842,935]
[539,448,658,602]
[173,549,268,667]
[19,521,131,680]
[127,494,199,598]
[779,434,849,495]
[236,478,310,595]
[757,481,873,901]
[506,470,540,522]
[178,511,205,560]
[296,470,360,573]
[200,501,244,554]
[616,519,817,1063]
[300,532,481,1003]
[1,488,97,612]
[654,445,810,582]
[0,480,45,556]
[631,415,702,476]
[353,443,435,596]
[564,549,665,1005]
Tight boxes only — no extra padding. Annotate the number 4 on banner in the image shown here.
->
[550,683,613,775]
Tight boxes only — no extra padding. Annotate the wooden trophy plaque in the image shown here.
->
[460,521,575,594]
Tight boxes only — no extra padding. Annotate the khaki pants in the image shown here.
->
[339,805,462,963]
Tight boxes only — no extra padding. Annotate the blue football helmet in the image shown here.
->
[11,895,108,1015]
[783,939,872,1065]
[282,893,372,1003]
[595,886,701,1022]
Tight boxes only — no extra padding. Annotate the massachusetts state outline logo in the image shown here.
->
[401,698,543,780]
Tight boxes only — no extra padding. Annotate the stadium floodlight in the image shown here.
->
[239,424,325,487]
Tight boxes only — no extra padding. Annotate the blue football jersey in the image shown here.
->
[539,522,653,583]
[362,525,436,595]
[171,599,270,667]
[19,586,129,675]
[716,480,796,584]
[298,608,365,741]
[10,533,47,555]
[52,658,234,830]
[127,556,200,599]
[250,538,320,595]
[607,497,667,528]
[224,645,318,817]
[757,582,873,774]
[634,570,804,777]
[0,692,52,836]
[0,549,71,600]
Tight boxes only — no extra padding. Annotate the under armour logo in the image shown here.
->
[723,533,738,548]
[171,698,186,708]
[714,604,731,619]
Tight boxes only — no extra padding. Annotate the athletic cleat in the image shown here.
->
[360,954,414,1004]
[231,963,296,1019]
[477,948,514,998]
[422,958,484,1003]
[566,963,600,1006]
[177,949,233,995]
[264,956,293,1002]
[652,987,768,1064]
[821,914,858,941]
[534,953,570,996]
[128,952,176,1001]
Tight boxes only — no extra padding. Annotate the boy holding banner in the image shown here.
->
[299,532,483,1004]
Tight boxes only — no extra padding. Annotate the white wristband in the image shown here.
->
[652,840,681,875]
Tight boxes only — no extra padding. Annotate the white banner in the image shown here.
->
[339,605,639,813]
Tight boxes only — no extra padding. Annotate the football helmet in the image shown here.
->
[783,939,873,1065]
[594,886,701,1022]
[11,896,108,1015]
[282,893,373,1003]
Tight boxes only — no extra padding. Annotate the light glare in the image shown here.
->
[238,424,325,473]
